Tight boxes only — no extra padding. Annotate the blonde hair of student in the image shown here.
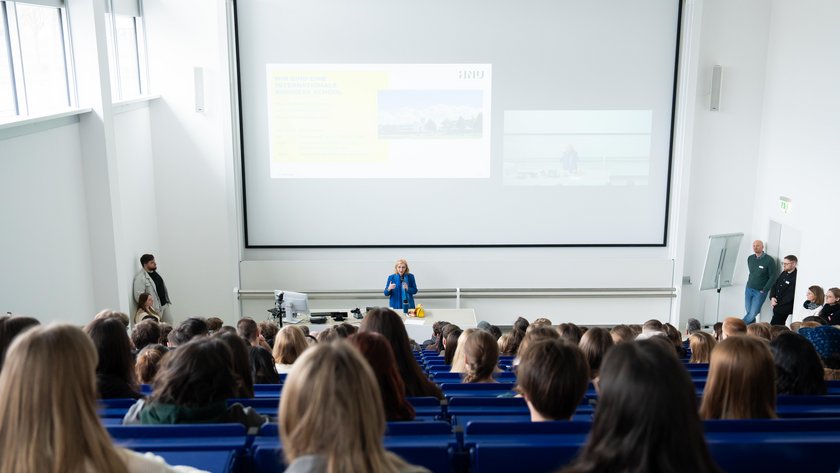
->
[449,328,477,372]
[279,341,414,473]
[462,330,499,383]
[273,325,308,365]
[699,336,776,420]
[0,324,129,473]
[688,331,717,364]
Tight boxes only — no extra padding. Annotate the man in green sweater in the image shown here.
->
[743,240,776,324]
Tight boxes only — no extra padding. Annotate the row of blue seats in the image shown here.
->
[107,418,840,473]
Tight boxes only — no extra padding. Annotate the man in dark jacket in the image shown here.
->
[769,255,798,326]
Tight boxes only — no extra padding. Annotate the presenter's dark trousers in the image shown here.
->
[771,304,793,326]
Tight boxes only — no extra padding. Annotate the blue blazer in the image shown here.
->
[384,273,418,310]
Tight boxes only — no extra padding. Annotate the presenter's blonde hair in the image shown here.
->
[394,259,410,273]
[279,341,413,473]
[0,324,129,473]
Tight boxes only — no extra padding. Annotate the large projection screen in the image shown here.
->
[235,0,681,247]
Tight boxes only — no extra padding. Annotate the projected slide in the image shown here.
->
[267,64,492,179]
[502,110,653,186]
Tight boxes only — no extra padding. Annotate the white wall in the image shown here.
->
[751,0,840,313]
[679,0,772,326]
[0,123,97,324]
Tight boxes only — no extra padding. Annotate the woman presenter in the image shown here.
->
[384,259,418,312]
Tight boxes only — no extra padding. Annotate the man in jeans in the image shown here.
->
[743,240,776,325]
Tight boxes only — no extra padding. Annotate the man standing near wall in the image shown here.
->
[133,254,172,323]
[743,240,775,325]
[769,255,798,326]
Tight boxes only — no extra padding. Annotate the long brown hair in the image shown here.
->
[349,332,415,421]
[360,308,442,399]
[462,330,499,383]
[688,331,716,364]
[700,336,776,419]
[578,327,614,379]
[0,324,129,473]
[152,337,239,406]
[280,341,415,473]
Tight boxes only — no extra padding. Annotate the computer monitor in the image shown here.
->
[274,290,310,323]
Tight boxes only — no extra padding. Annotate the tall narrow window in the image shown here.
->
[105,0,147,100]
[0,6,17,118]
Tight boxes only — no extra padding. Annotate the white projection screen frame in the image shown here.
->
[235,0,682,248]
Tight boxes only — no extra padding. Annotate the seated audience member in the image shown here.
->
[439,323,461,355]
[557,323,583,344]
[712,322,723,342]
[517,338,589,421]
[237,317,270,350]
[798,325,840,379]
[131,319,161,352]
[333,323,355,339]
[134,293,160,324]
[518,325,561,362]
[0,324,203,473]
[214,332,254,398]
[273,325,308,374]
[449,328,474,372]
[628,324,643,337]
[0,316,40,370]
[424,321,450,351]
[258,320,278,348]
[685,318,702,338]
[802,315,828,325]
[168,318,209,347]
[530,317,553,328]
[578,327,614,381]
[360,308,443,399]
[770,324,791,340]
[513,316,530,333]
[608,324,634,344]
[497,328,525,356]
[349,332,415,421]
[84,317,141,399]
[559,339,721,473]
[770,332,827,395]
[123,337,266,428]
[279,341,430,473]
[316,327,337,343]
[642,319,664,335]
[688,332,717,364]
[135,344,168,384]
[721,317,747,340]
[700,336,776,419]
[796,285,825,320]
[158,322,173,345]
[95,309,130,328]
[819,287,840,324]
[486,324,502,340]
[747,321,773,341]
[206,316,224,334]
[249,346,280,384]
[662,323,687,357]
[462,330,500,383]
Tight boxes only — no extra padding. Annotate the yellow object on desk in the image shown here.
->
[408,304,425,318]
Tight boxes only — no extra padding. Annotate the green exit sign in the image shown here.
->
[779,196,791,214]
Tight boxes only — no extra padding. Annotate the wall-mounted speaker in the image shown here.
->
[710,65,722,111]
[194,67,205,113]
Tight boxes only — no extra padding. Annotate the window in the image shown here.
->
[105,0,148,100]
[0,0,74,119]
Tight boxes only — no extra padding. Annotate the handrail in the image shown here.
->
[236,287,676,300]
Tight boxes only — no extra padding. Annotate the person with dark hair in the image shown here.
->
[770,332,826,395]
[123,337,266,428]
[134,292,160,324]
[518,326,560,363]
[349,331,415,421]
[84,317,141,399]
[487,324,502,340]
[769,255,798,325]
[424,321,450,351]
[258,320,279,347]
[462,330,499,383]
[133,253,172,323]
[530,317,552,328]
[819,288,840,325]
[560,340,721,473]
[517,339,589,421]
[700,336,776,419]
[796,285,825,320]
[316,327,337,343]
[131,319,161,352]
[662,323,686,357]
[609,325,634,344]
[360,308,443,399]
[513,317,529,333]
[713,321,723,342]
[557,323,582,344]
[94,309,130,328]
[249,346,280,384]
[213,331,255,398]
[0,316,40,371]
[236,317,271,350]
[439,323,461,355]
[206,317,224,333]
[158,322,173,345]
[689,331,717,364]
[168,317,209,347]
[770,324,791,340]
[135,344,168,384]
[498,328,524,355]
[443,328,463,366]
[578,327,614,380]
